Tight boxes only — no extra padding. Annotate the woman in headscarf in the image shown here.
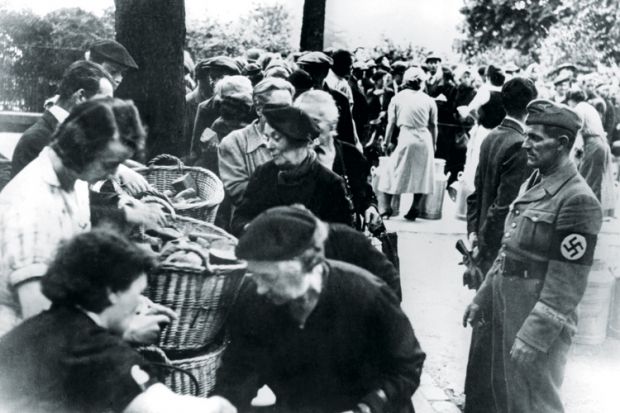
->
[230,104,354,235]
[377,67,438,220]
[294,90,382,230]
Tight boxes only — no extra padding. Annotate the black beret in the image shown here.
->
[263,104,321,143]
[89,40,138,70]
[236,206,318,261]
[526,99,583,136]
[297,51,334,67]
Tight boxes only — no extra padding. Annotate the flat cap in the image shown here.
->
[236,206,318,261]
[263,104,321,143]
[89,40,138,70]
[243,63,263,77]
[526,99,583,136]
[205,56,241,74]
[403,67,428,84]
[553,72,572,85]
[425,53,442,63]
[391,61,409,74]
[218,75,253,106]
[297,51,334,67]
[503,62,520,73]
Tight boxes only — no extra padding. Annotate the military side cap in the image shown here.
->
[526,99,583,136]
[297,51,334,67]
[89,40,138,70]
[236,206,318,261]
[263,104,321,143]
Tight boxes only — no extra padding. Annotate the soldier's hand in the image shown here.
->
[462,302,481,327]
[510,337,539,367]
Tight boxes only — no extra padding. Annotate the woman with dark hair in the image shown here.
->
[377,67,438,220]
[230,104,354,235]
[0,229,236,413]
[0,98,164,337]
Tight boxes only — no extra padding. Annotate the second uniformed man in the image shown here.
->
[463,99,603,413]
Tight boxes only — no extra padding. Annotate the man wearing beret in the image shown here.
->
[214,207,424,413]
[463,100,603,413]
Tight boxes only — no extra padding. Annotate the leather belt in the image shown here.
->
[501,257,547,280]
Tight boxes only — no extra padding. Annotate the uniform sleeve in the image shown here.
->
[218,132,250,206]
[360,287,425,413]
[516,193,603,352]
[479,143,529,261]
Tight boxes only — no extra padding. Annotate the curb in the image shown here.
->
[413,373,462,413]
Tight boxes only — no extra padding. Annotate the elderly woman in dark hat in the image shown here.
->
[230,104,354,235]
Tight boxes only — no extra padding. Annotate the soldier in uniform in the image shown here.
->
[463,99,603,413]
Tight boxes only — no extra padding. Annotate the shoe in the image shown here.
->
[380,208,393,219]
[403,210,418,221]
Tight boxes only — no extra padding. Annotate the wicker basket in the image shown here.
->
[0,157,11,191]
[145,217,246,351]
[139,340,227,398]
[135,154,224,223]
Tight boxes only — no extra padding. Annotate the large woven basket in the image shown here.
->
[139,340,226,398]
[145,216,246,351]
[135,154,224,223]
[0,157,11,191]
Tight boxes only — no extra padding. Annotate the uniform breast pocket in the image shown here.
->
[516,209,556,253]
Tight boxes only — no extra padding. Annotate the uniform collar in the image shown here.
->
[245,120,267,153]
[539,161,579,197]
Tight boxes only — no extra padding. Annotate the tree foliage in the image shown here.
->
[457,0,566,57]
[186,3,292,61]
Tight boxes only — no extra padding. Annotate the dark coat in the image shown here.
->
[466,118,532,269]
[11,110,58,177]
[0,305,157,413]
[231,156,354,235]
[213,259,424,413]
[326,223,401,300]
[332,140,377,216]
[324,84,357,146]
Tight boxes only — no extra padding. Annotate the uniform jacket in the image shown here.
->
[466,118,532,268]
[213,259,424,413]
[475,162,602,352]
[230,156,354,235]
[11,110,58,177]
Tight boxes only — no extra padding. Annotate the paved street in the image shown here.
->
[389,194,620,413]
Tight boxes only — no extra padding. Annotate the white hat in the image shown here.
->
[403,67,428,84]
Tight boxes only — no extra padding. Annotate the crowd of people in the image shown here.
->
[0,36,617,413]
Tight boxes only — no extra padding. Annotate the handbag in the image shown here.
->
[369,223,400,274]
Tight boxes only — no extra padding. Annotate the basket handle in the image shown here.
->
[137,346,201,397]
[137,191,177,220]
[159,242,211,270]
[148,154,184,168]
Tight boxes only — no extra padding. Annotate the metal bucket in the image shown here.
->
[420,158,448,220]
[574,262,614,345]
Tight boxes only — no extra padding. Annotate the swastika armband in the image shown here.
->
[550,231,597,265]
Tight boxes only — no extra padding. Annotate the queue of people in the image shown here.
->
[0,37,617,413]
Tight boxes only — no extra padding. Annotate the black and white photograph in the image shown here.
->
[0,0,619,412]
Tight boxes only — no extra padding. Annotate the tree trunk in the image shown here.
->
[300,0,326,51]
[114,0,185,159]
